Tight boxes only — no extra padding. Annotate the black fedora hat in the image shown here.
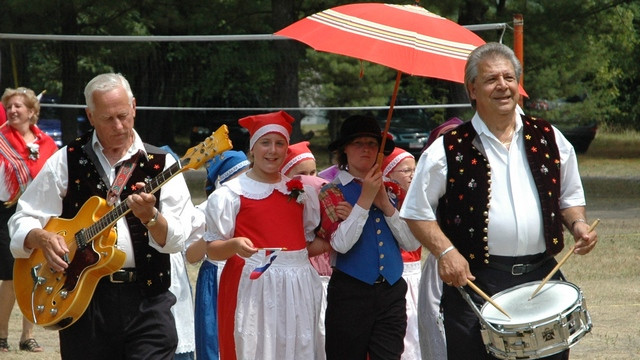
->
[328,115,395,155]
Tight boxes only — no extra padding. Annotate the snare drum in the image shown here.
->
[479,281,592,360]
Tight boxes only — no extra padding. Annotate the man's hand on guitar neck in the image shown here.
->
[127,181,168,246]
[24,228,70,272]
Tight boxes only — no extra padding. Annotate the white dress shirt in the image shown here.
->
[9,130,204,267]
[400,112,585,257]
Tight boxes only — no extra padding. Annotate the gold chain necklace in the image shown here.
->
[501,128,515,146]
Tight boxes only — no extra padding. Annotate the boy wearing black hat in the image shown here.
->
[318,115,420,360]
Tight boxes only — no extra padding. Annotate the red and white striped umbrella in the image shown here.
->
[276,3,485,84]
[276,3,526,158]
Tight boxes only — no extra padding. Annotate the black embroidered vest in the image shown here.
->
[62,131,171,296]
[438,116,564,269]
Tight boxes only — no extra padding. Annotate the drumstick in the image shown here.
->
[466,280,511,319]
[529,218,600,300]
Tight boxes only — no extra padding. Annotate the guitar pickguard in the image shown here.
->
[63,245,100,292]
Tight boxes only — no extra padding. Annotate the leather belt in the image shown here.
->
[487,254,551,276]
[109,268,137,283]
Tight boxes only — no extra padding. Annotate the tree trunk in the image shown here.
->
[458,0,489,26]
[272,0,304,143]
[58,1,81,145]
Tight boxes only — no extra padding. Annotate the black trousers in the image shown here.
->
[59,278,178,360]
[325,270,407,360]
[442,256,569,360]
[0,204,16,280]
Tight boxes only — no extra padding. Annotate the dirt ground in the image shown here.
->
[4,149,640,359]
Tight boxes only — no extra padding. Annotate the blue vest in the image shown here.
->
[334,180,403,285]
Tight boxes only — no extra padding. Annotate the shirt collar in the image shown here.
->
[91,129,147,166]
[336,169,363,186]
[471,111,523,141]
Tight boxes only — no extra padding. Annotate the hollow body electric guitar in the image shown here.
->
[13,125,232,330]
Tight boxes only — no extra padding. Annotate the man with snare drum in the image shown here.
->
[400,43,598,360]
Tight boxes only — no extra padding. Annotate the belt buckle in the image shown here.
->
[109,269,129,283]
[511,264,526,275]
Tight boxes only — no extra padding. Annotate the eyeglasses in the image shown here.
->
[393,168,415,176]
[348,140,379,149]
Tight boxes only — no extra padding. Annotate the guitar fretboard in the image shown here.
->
[75,159,186,248]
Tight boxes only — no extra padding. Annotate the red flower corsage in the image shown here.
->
[286,179,305,203]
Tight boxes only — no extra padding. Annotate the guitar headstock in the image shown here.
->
[180,125,233,170]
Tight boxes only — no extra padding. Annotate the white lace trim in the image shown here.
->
[281,153,315,175]
[224,172,290,200]
[219,160,250,183]
[249,124,290,150]
[383,152,414,176]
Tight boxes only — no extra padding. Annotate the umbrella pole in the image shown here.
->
[378,71,402,165]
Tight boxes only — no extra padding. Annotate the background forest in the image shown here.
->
[0,0,638,150]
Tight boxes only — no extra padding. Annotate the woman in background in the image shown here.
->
[0,87,57,352]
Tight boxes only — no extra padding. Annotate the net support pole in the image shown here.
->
[514,14,524,105]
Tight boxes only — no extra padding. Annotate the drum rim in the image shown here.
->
[480,280,582,325]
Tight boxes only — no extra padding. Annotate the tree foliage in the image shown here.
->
[0,0,639,153]
[513,0,639,129]
[422,0,640,129]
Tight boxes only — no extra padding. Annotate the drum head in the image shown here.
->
[481,281,580,325]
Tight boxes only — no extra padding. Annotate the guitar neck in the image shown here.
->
[76,124,232,247]
[81,159,186,243]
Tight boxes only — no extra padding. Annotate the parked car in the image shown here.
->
[37,118,64,147]
[37,95,90,148]
[375,97,437,158]
[559,123,598,154]
[378,113,434,158]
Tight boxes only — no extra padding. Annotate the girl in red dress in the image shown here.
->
[203,111,324,360]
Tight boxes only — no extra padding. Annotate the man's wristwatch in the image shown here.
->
[144,208,159,228]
